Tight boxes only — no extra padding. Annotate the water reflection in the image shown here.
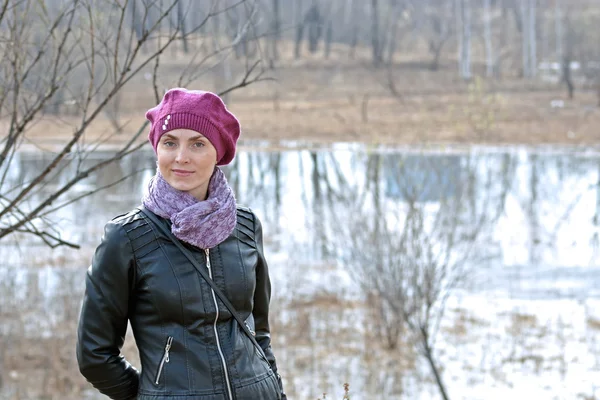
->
[1,145,600,399]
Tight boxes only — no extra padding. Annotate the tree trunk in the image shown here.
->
[455,0,463,76]
[420,326,451,400]
[221,58,232,104]
[563,56,574,99]
[386,0,401,64]
[236,5,250,59]
[459,0,472,80]
[295,24,304,59]
[310,152,328,258]
[484,0,494,77]
[311,153,321,201]
[307,4,322,54]
[555,0,563,61]
[430,41,443,71]
[271,0,281,62]
[520,0,530,77]
[372,153,382,239]
[465,1,472,79]
[371,0,382,66]
[177,0,188,54]
[324,19,332,59]
[342,0,351,43]
[528,0,536,77]
[520,0,537,78]
[511,0,523,33]
[294,0,304,59]
[212,6,221,53]
[429,0,451,72]
[273,153,282,216]
[349,0,359,59]
[539,0,548,63]
[193,0,207,51]
[127,0,143,41]
[529,154,540,264]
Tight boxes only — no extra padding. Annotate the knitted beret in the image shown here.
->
[145,88,240,165]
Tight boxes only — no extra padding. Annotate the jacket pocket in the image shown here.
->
[243,319,271,368]
[154,336,174,385]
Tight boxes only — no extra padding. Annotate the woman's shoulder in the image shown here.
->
[235,206,266,236]
[236,205,253,219]
[109,207,147,227]
[236,205,264,225]
[100,208,150,242]
[99,208,156,253]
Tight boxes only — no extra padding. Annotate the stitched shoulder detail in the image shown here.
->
[236,206,256,247]
[111,208,143,225]
[236,206,254,228]
[112,209,159,258]
[236,206,253,220]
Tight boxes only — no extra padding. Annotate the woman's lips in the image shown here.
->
[172,169,194,177]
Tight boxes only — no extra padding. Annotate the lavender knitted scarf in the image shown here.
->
[142,167,237,249]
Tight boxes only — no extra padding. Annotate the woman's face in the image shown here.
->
[156,128,218,200]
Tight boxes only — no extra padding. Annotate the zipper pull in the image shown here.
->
[245,321,256,336]
[165,336,173,363]
[204,249,210,270]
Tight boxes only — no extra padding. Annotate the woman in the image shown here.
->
[76,88,286,400]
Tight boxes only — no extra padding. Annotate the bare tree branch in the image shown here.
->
[328,151,511,400]
[37,168,148,220]
[218,59,274,98]
[0,0,267,247]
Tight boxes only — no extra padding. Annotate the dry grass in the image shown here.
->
[587,317,600,331]
[506,312,540,336]
[18,39,600,150]
[444,308,490,340]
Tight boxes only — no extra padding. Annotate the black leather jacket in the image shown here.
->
[76,207,285,400]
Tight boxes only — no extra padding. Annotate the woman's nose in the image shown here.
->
[175,147,190,163]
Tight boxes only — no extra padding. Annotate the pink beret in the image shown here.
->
[145,88,241,165]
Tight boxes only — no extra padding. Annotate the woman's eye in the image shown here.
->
[193,142,205,148]
[163,141,176,147]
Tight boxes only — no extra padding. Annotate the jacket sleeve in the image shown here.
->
[76,220,139,400]
[251,212,287,399]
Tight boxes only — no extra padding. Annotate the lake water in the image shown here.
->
[1,143,600,399]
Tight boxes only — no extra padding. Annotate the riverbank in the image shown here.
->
[21,58,600,149]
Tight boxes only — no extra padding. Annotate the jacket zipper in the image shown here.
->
[155,336,173,385]
[205,248,234,400]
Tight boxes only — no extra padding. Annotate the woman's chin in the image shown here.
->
[166,180,192,193]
